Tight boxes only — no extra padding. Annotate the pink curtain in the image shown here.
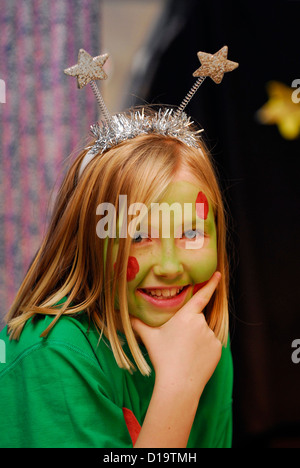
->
[0,0,101,323]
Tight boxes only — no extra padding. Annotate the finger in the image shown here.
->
[130,315,144,334]
[130,316,163,355]
[180,271,221,315]
[192,271,221,312]
[130,315,156,343]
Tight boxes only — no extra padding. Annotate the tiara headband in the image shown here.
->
[64,46,238,176]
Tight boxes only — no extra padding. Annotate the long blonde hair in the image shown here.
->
[6,114,229,376]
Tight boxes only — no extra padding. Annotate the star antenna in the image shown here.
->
[64,48,111,123]
[175,45,239,116]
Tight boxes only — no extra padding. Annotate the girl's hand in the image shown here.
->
[130,272,222,397]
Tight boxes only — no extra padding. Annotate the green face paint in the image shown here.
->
[112,180,218,328]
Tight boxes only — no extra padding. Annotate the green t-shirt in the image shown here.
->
[0,311,233,448]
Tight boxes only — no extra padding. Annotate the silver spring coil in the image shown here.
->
[90,80,111,123]
[175,76,206,116]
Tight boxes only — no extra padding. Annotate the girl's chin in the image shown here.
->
[131,312,175,329]
[127,281,209,327]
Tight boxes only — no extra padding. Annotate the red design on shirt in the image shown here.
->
[122,407,141,446]
[196,191,209,220]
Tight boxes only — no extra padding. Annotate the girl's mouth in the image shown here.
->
[136,285,190,308]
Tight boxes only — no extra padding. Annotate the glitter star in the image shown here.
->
[193,45,239,84]
[64,48,109,89]
[256,81,300,140]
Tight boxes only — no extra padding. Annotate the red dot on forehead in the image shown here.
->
[196,191,209,220]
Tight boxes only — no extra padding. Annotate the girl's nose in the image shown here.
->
[152,241,184,278]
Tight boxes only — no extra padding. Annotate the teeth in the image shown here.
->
[143,286,185,298]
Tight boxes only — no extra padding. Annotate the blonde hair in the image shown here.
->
[6,110,229,376]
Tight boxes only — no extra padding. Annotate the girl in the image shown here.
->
[0,107,233,448]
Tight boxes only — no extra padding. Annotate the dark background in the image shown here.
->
[128,0,300,448]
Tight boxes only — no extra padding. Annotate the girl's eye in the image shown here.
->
[132,233,150,244]
[182,229,204,240]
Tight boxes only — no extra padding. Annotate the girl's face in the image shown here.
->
[113,169,218,327]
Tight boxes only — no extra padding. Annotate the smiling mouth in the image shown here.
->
[137,285,190,300]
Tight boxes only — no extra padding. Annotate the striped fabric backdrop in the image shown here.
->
[0,0,101,325]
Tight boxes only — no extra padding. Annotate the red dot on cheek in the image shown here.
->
[126,256,140,282]
[113,256,140,282]
[192,281,208,295]
[196,191,209,220]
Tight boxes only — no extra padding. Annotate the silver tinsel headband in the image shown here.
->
[64,47,238,176]
[89,109,203,154]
